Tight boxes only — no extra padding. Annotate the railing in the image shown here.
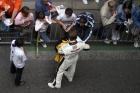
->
[0,22,140,44]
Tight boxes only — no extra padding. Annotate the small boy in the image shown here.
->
[56,8,76,39]
[10,38,27,86]
[35,11,51,48]
[48,28,90,89]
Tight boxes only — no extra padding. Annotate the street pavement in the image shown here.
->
[0,45,140,93]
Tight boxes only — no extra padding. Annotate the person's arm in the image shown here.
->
[0,11,5,17]
[35,20,44,31]
[10,0,22,24]
[14,12,24,25]
[55,15,67,30]
[100,10,117,26]
[58,47,64,54]
[132,9,140,30]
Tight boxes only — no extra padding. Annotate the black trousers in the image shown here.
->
[10,62,24,86]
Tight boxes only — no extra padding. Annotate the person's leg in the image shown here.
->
[46,25,51,34]
[131,26,140,48]
[40,32,50,44]
[48,57,69,88]
[15,68,24,86]
[64,61,78,82]
[83,27,93,42]
[10,62,16,74]
[103,25,112,44]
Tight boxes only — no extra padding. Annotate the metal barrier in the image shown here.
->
[0,22,140,44]
[0,28,33,44]
[49,22,140,42]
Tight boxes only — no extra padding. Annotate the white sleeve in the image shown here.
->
[56,13,63,20]
[73,14,77,22]
[35,20,44,31]
[21,54,27,62]
[58,48,64,54]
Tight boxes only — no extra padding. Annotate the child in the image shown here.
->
[10,38,27,86]
[35,11,51,48]
[48,28,90,88]
[15,6,34,36]
[56,7,76,39]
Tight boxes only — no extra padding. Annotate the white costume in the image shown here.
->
[13,46,27,68]
[48,40,90,88]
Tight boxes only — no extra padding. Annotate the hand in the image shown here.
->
[1,16,5,21]
[50,8,56,12]
[62,25,67,30]
[113,10,117,17]
[128,20,133,25]
[24,14,31,22]
[0,11,5,17]
[10,19,14,24]
[23,48,27,55]
[5,5,10,11]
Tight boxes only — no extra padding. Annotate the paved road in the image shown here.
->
[0,45,140,93]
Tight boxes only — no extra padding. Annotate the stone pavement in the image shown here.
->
[0,44,140,93]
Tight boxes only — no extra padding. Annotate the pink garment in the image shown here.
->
[15,12,34,27]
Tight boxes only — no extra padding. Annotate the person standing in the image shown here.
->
[10,38,27,86]
[48,28,90,88]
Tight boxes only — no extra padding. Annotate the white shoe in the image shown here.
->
[39,39,44,42]
[82,0,88,4]
[48,83,61,88]
[113,41,117,45]
[104,39,110,44]
[134,41,139,48]
[64,71,72,82]
[95,0,99,3]
[41,42,47,48]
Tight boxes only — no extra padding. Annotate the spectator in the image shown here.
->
[74,12,94,42]
[100,0,117,44]
[10,38,27,86]
[115,1,135,44]
[4,0,22,24]
[82,0,99,4]
[35,0,56,17]
[131,7,140,47]
[48,28,90,89]
[35,0,56,38]
[15,6,34,36]
[35,11,51,48]
[56,8,76,39]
